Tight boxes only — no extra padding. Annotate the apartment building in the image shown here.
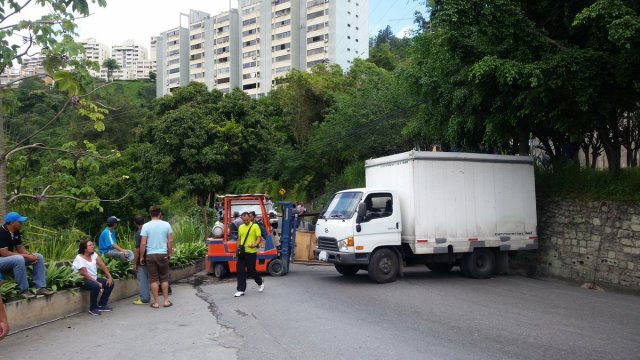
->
[78,38,110,77]
[156,27,190,96]
[155,0,368,98]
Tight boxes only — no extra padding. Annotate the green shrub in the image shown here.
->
[0,280,19,302]
[45,265,83,292]
[170,242,207,267]
[536,166,640,202]
[100,256,134,279]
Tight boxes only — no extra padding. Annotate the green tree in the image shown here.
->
[407,0,640,174]
[101,58,120,82]
[0,0,110,215]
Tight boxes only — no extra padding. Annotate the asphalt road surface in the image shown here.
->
[1,264,639,360]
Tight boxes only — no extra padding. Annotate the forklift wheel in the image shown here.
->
[267,259,285,276]
[213,263,227,278]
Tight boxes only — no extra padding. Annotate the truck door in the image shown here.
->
[357,192,401,250]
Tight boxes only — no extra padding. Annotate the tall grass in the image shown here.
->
[536,166,640,202]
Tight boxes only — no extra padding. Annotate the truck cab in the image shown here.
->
[314,189,402,282]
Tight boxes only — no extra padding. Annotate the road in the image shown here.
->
[1,264,639,360]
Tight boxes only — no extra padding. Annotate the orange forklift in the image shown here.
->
[207,194,296,278]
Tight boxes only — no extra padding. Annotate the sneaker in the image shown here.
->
[97,306,112,312]
[258,283,265,293]
[234,291,244,297]
[20,291,36,300]
[132,298,148,305]
[88,309,101,316]
[36,288,54,296]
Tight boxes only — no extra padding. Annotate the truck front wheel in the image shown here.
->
[335,264,359,276]
[460,248,495,279]
[368,248,399,283]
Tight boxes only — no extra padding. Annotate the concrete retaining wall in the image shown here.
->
[513,199,640,293]
[6,260,204,333]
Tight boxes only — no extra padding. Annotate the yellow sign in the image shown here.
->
[278,187,286,197]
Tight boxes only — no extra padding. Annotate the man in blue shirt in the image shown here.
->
[98,216,134,262]
[140,205,174,308]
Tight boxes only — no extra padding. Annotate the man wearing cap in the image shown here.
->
[0,212,54,299]
[98,216,134,262]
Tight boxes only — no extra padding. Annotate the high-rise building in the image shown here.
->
[78,38,110,77]
[155,0,368,98]
[156,26,190,96]
[111,39,148,69]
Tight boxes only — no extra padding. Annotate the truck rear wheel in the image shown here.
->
[335,264,359,276]
[460,248,495,279]
[426,263,454,273]
[368,248,399,283]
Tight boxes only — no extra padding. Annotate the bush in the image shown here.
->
[536,166,640,202]
[45,264,83,292]
[0,280,19,302]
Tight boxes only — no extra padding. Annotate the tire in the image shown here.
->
[268,258,286,276]
[426,263,454,273]
[334,264,359,276]
[367,248,399,283]
[213,263,227,278]
[460,249,496,279]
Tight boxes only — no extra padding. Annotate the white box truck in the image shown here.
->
[313,150,538,283]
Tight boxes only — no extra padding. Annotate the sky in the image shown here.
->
[68,0,426,49]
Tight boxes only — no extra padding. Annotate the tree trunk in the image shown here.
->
[518,130,529,156]
[600,137,621,175]
[0,96,7,216]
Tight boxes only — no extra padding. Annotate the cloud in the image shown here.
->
[396,25,414,38]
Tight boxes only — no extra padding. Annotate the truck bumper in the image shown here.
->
[313,249,370,265]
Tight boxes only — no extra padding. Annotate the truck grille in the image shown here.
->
[317,236,338,251]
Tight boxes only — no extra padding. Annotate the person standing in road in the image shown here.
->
[132,215,150,305]
[140,205,174,309]
[0,212,54,299]
[234,211,264,297]
[72,240,115,316]
[98,216,134,262]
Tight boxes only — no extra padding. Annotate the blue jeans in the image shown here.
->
[0,253,47,292]
[104,249,134,262]
[81,278,114,310]
[136,265,150,303]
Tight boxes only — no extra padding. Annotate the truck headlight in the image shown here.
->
[338,237,354,250]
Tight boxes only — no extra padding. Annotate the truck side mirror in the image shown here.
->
[356,202,367,223]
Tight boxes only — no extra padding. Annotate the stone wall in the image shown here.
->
[516,198,640,292]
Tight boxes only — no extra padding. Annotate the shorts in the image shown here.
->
[146,254,170,283]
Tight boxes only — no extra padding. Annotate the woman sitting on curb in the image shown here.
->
[72,240,115,316]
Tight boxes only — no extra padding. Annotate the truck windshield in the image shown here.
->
[320,191,362,219]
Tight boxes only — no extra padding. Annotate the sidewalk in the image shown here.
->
[0,282,239,360]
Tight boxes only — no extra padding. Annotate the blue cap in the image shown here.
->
[5,212,28,223]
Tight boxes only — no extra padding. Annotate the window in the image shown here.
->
[217,77,230,84]
[243,28,259,36]
[361,193,393,221]
[307,34,326,44]
[272,43,291,51]
[274,54,290,62]
[273,31,291,40]
[243,83,258,90]
[242,17,257,26]
[307,47,324,56]
[307,10,326,20]
[307,23,325,32]
[273,19,291,29]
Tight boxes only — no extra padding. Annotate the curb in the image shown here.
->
[6,260,204,334]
